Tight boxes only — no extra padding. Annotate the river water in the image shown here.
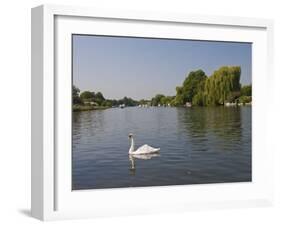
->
[72,106,251,190]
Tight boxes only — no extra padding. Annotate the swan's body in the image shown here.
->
[128,134,160,155]
[130,153,159,160]
[130,144,160,155]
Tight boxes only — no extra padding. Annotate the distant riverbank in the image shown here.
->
[73,105,110,112]
[73,104,252,112]
[73,66,252,110]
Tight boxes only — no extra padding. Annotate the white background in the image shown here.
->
[0,0,280,225]
[55,14,270,217]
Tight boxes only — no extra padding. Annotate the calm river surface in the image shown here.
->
[72,106,251,190]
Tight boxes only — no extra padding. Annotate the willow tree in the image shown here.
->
[192,78,207,106]
[241,85,252,96]
[204,66,241,106]
[173,86,184,106]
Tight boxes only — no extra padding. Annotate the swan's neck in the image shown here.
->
[129,138,135,154]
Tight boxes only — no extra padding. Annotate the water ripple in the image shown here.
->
[72,106,251,190]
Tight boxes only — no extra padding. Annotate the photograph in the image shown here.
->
[72,35,252,190]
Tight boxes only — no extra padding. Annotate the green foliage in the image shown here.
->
[192,91,205,106]
[73,87,139,110]
[94,92,105,105]
[79,91,106,105]
[72,85,82,104]
[182,70,207,102]
[204,66,241,106]
[101,100,113,107]
[163,96,174,105]
[175,70,207,106]
[80,91,94,100]
[151,94,165,106]
[241,85,252,96]
[118,96,138,106]
[173,66,246,106]
[173,87,184,106]
[238,95,252,104]
[73,66,250,111]
[150,94,175,106]
[108,99,118,107]
[139,99,150,105]
[226,91,241,103]
[73,85,80,96]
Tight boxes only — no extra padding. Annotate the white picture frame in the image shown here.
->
[31,4,274,221]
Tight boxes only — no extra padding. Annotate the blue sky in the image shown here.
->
[73,35,252,100]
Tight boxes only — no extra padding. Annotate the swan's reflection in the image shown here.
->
[129,153,160,174]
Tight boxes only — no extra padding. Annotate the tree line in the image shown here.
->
[150,66,251,107]
[73,87,138,108]
[73,65,252,109]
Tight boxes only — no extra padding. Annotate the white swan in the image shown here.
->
[128,133,160,155]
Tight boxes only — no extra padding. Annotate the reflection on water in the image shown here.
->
[72,106,251,190]
[129,153,160,172]
[179,107,243,152]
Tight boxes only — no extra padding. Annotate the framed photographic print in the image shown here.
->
[31,4,274,220]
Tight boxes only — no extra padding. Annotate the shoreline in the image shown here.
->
[73,105,110,112]
[73,104,251,112]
